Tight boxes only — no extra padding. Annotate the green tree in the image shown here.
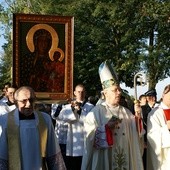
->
[138,0,170,89]
[54,0,170,91]
[0,2,13,88]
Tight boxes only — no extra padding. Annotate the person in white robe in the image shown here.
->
[0,86,66,170]
[81,60,144,170]
[0,82,11,104]
[147,84,170,170]
[0,86,17,116]
[57,84,94,170]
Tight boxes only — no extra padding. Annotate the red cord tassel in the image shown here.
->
[105,124,114,146]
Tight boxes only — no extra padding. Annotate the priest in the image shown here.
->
[0,86,66,170]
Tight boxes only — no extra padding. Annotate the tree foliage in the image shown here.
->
[0,0,169,95]
[139,0,170,89]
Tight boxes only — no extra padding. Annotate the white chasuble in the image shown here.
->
[81,103,144,170]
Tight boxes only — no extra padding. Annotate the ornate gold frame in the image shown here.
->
[13,13,74,102]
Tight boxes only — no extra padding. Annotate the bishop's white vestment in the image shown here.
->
[81,102,144,170]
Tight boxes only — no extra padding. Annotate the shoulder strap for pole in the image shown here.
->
[7,110,21,170]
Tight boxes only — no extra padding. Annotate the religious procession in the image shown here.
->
[0,60,170,170]
[0,1,170,170]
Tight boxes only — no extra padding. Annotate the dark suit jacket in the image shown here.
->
[141,104,152,142]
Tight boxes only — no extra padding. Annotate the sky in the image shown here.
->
[0,33,6,59]
[0,0,7,57]
[0,0,169,100]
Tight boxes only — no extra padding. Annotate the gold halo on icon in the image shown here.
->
[50,48,65,62]
[26,24,59,61]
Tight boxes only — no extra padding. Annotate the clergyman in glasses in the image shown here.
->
[0,86,66,170]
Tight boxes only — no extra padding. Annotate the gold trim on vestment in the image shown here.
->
[7,110,21,170]
[37,111,48,157]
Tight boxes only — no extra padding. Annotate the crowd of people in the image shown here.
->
[0,60,170,170]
